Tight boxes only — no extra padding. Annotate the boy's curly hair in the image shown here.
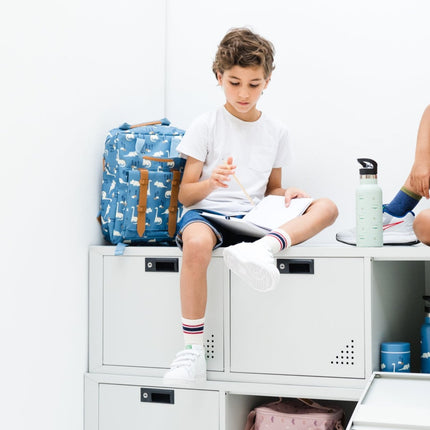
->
[212,27,275,79]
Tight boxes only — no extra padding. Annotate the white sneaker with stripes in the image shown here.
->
[336,211,419,246]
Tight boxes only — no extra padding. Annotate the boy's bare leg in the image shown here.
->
[164,221,216,383]
[180,222,217,319]
[279,198,338,244]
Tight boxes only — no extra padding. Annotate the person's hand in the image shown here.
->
[409,159,430,199]
[284,187,310,207]
[209,156,236,190]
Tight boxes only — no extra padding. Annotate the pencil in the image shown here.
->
[232,174,255,206]
[222,159,255,206]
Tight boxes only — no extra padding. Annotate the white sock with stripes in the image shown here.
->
[255,228,292,254]
[182,317,205,347]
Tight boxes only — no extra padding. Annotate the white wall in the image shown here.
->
[0,1,165,429]
[2,2,430,428]
[165,0,430,243]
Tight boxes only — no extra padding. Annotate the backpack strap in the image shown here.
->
[168,170,181,237]
[137,169,149,237]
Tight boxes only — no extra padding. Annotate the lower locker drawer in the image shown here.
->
[230,257,365,378]
[99,384,219,430]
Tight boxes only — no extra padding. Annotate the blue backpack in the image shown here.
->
[100,119,185,253]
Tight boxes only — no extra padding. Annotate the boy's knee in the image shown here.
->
[316,198,339,225]
[414,210,430,245]
[182,234,214,264]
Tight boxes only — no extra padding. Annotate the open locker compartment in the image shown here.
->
[347,372,430,429]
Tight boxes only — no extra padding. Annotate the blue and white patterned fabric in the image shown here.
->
[100,119,185,247]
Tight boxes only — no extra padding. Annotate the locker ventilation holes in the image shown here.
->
[330,339,355,366]
[205,334,216,360]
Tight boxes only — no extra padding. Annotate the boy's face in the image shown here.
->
[217,65,270,122]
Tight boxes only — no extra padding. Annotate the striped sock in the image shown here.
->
[182,317,205,347]
[384,186,421,217]
[256,228,292,254]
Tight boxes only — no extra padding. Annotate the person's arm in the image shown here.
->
[265,168,310,207]
[410,105,430,198]
[178,156,236,207]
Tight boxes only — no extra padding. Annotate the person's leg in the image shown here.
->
[414,209,430,245]
[164,220,217,383]
[385,105,430,214]
[180,222,217,343]
[224,198,338,292]
[253,198,337,252]
[383,175,421,217]
[277,198,338,245]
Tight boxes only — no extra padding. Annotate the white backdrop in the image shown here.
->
[0,1,165,429]
[165,0,430,243]
[1,1,430,428]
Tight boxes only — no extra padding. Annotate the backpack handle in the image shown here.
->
[298,398,336,413]
[119,118,170,130]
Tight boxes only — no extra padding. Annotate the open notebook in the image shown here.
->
[200,195,313,237]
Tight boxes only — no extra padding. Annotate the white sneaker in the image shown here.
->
[336,211,419,246]
[163,345,206,384]
[223,242,280,292]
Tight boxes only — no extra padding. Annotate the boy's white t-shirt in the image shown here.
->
[176,106,293,216]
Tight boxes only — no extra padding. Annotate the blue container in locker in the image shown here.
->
[380,342,410,373]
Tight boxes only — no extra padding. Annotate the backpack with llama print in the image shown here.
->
[100,118,185,253]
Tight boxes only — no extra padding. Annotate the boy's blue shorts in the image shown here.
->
[175,209,256,250]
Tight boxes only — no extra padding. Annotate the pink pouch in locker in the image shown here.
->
[244,398,344,430]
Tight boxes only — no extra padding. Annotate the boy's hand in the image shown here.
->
[209,156,236,190]
[284,187,310,207]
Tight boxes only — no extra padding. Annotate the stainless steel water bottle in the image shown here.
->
[421,295,430,373]
[356,158,383,247]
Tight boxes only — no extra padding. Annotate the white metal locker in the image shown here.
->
[102,254,224,372]
[99,383,219,430]
[230,257,365,378]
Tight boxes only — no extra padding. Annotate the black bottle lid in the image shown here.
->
[358,158,378,175]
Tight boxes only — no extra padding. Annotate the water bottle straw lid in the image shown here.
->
[358,158,378,175]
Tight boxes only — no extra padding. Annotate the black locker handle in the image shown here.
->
[140,388,175,404]
[277,259,314,274]
[145,258,179,272]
